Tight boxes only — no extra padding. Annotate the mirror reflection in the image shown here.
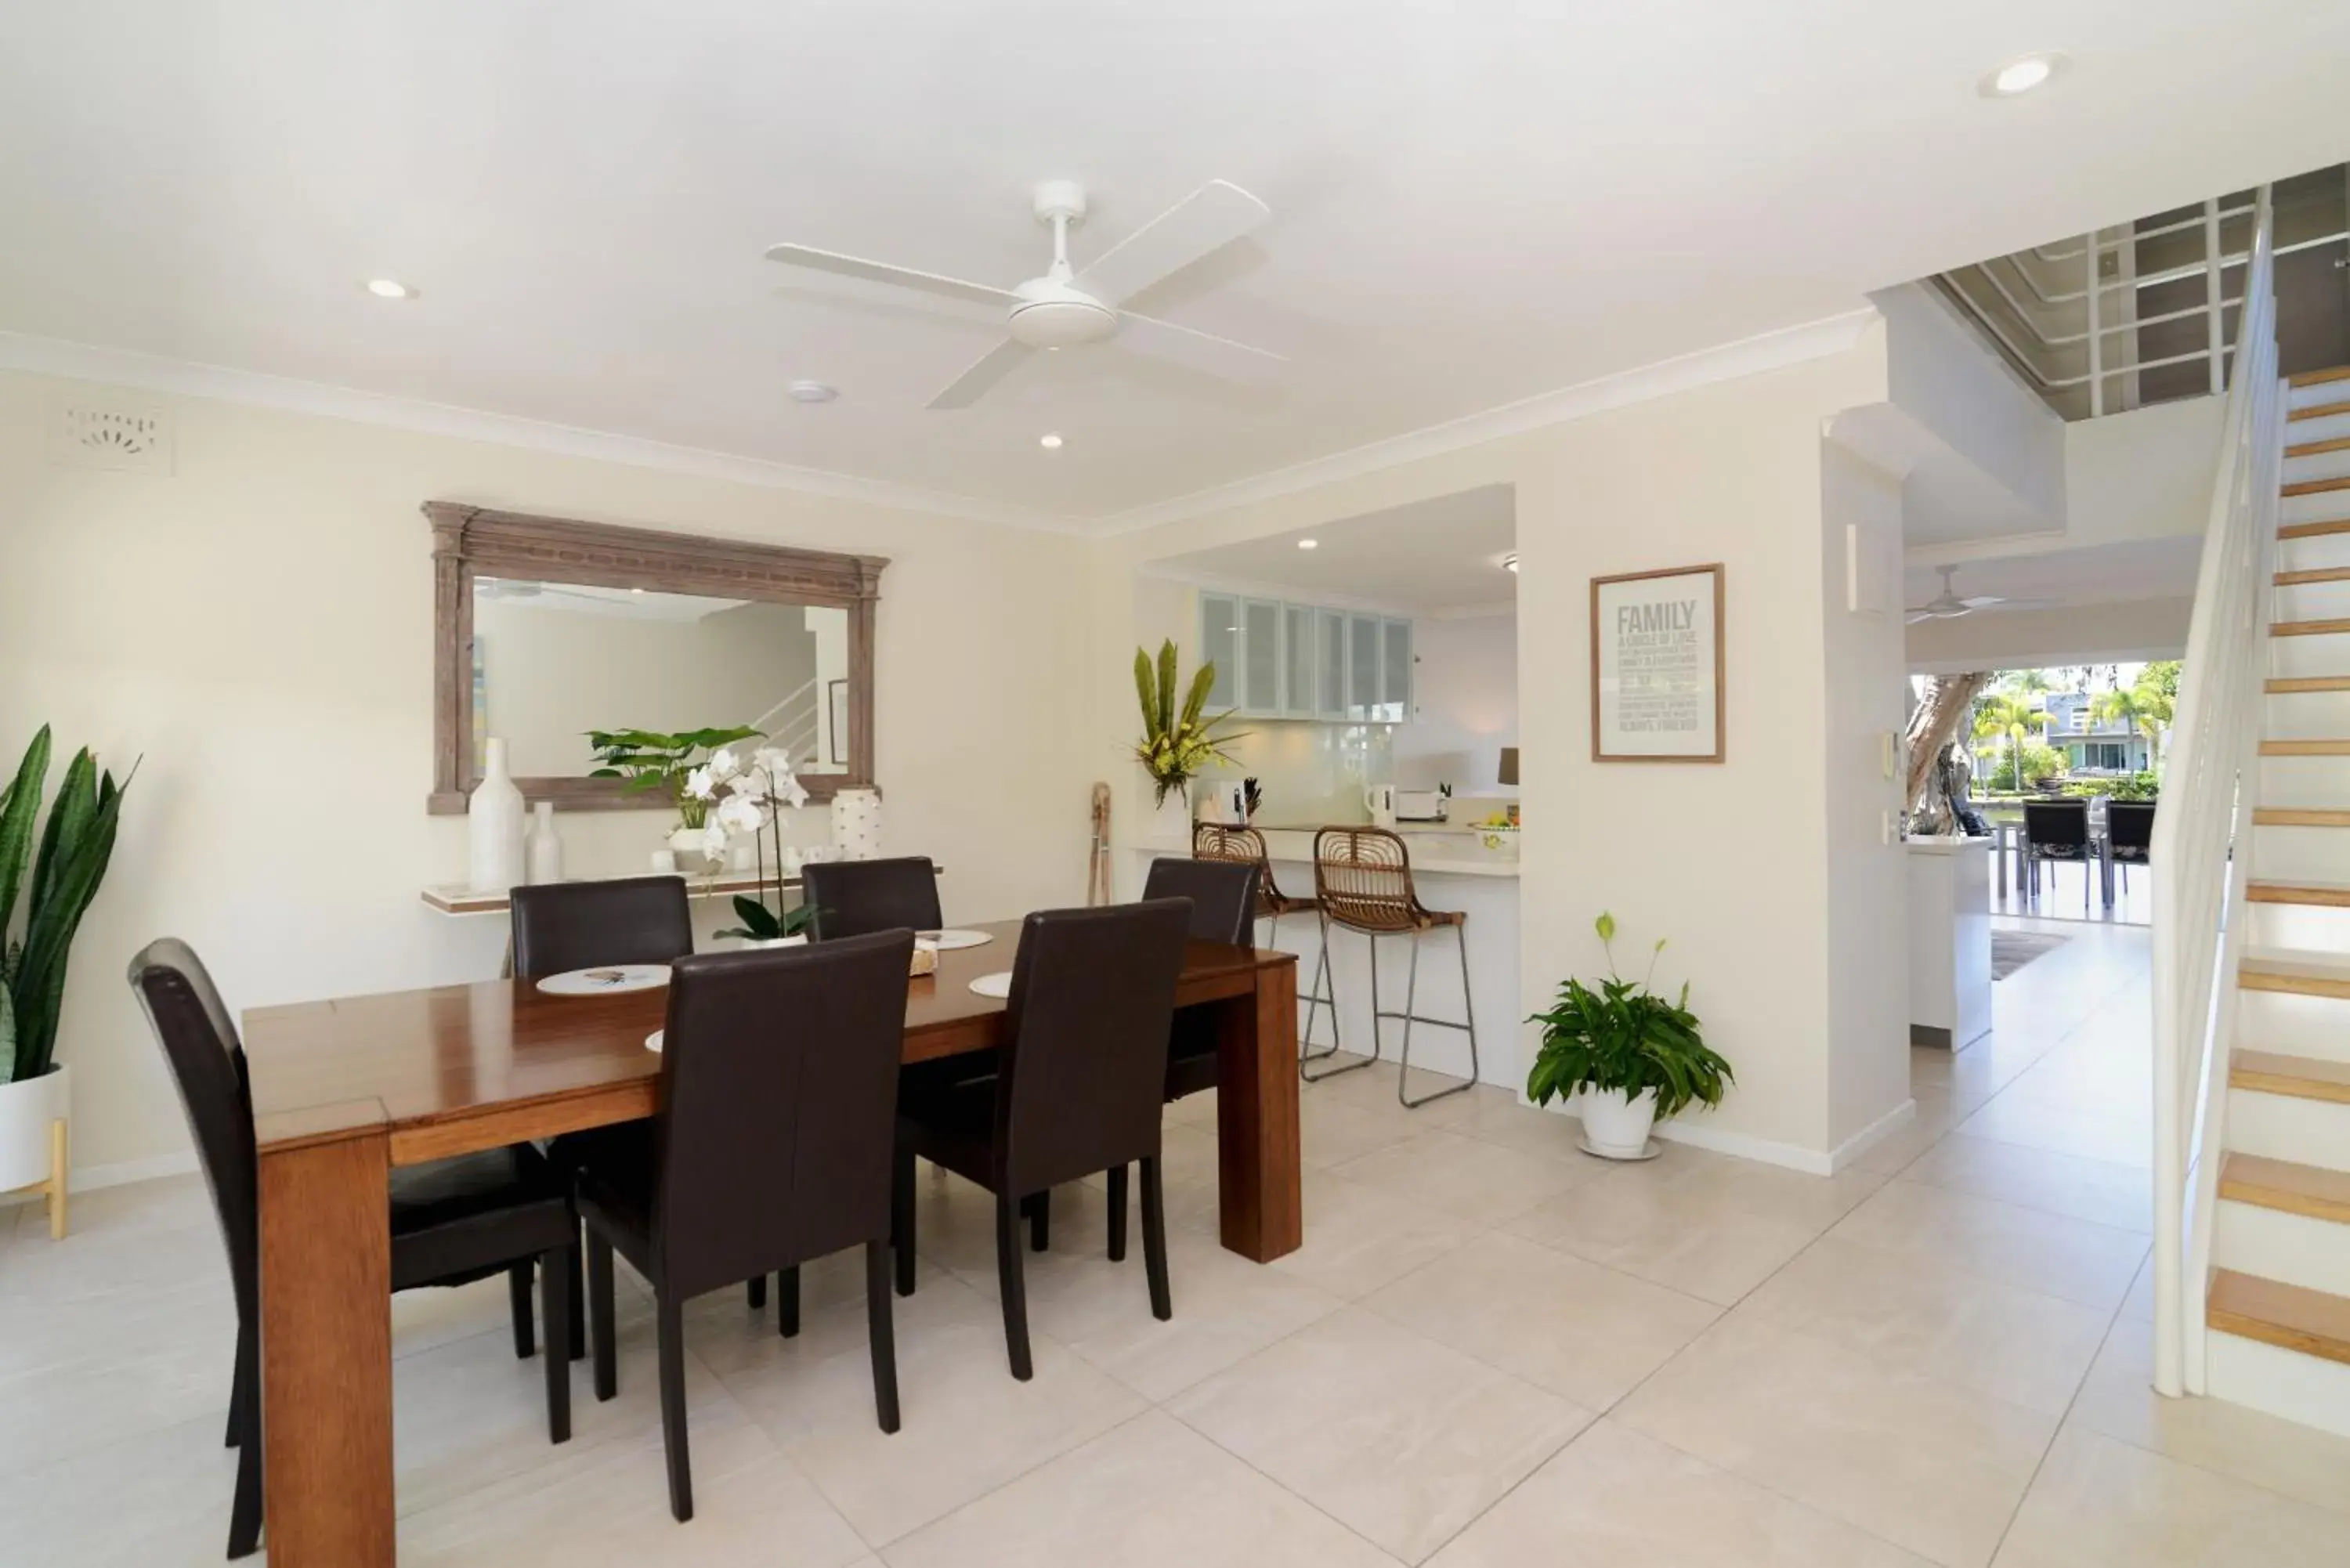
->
[472,579,851,778]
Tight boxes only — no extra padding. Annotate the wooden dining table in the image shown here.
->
[238,919,1300,1566]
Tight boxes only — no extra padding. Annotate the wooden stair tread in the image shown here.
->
[2280,518,2350,540]
[2231,1049,2350,1104]
[2290,435,2350,459]
[2291,367,2350,388]
[2292,398,2350,423]
[2221,1153,2350,1225]
[2265,677,2350,691]
[2284,475,2350,499]
[2239,949,2350,999]
[2275,568,2350,586]
[2247,879,2350,907]
[2253,807,2350,827]
[2260,739,2350,755]
[2207,1270,2350,1367]
[2271,618,2350,637]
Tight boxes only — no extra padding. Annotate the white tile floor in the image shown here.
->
[8,917,2350,1566]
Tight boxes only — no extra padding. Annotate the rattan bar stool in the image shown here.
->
[1310,826,1478,1108]
[1191,822,1339,1058]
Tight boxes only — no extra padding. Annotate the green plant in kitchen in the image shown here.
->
[1130,640,1244,806]
[1525,912,1731,1138]
[1,726,134,1085]
[586,726,764,829]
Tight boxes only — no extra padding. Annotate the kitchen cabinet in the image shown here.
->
[1197,593,1412,724]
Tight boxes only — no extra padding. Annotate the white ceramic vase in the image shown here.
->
[667,826,714,875]
[1152,785,1191,844]
[1579,1086,1658,1158]
[725,934,808,952]
[525,800,563,885]
[467,739,526,894]
[0,1062,68,1194]
[832,788,882,861]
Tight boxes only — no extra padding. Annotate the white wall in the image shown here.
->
[0,368,1094,1178]
[1392,613,1518,796]
[1875,283,2066,528]
[2064,396,2225,548]
[1907,596,2193,673]
[1094,327,1909,1170]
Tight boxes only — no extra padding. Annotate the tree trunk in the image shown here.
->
[1904,672,1994,822]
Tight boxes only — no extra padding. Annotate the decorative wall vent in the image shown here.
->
[52,398,174,475]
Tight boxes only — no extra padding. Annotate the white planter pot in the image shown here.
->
[0,1062,69,1194]
[722,934,807,952]
[667,826,715,875]
[1152,786,1191,844]
[1578,1085,1658,1159]
[831,788,882,861]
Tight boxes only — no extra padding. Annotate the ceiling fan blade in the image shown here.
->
[926,339,1033,410]
[1115,311,1285,383]
[1906,611,1937,625]
[1965,595,2063,612]
[765,243,1016,311]
[1076,179,1271,307]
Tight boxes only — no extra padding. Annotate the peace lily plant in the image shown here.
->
[1526,912,1733,1158]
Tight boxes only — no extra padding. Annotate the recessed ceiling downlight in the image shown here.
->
[1982,52,2065,96]
[1297,538,1318,551]
[1039,432,1065,450]
[788,381,838,403]
[364,278,415,299]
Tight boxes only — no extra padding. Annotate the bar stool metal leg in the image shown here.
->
[1277,908,1343,1067]
[1388,921,1479,1109]
[1300,909,1372,1081]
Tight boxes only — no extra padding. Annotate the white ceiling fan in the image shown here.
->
[765,179,1284,409]
[1905,565,2057,624]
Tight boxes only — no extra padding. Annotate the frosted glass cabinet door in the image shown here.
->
[1382,619,1413,722]
[1284,603,1317,716]
[1315,609,1348,719]
[1242,598,1283,716]
[1347,613,1383,721]
[1198,593,1239,711]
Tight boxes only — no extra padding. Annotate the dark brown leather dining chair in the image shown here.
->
[128,939,580,1561]
[1144,857,1260,1103]
[803,855,942,939]
[892,900,1193,1381]
[576,930,916,1523]
[511,875,699,1331]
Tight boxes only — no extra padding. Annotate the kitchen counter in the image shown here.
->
[1151,824,1520,879]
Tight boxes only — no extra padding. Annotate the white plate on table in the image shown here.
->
[967,970,1014,999]
[919,929,994,950]
[536,964,671,997]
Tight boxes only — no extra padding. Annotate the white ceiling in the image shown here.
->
[5,3,2347,527]
[1153,485,1516,614]
[1903,535,2203,613]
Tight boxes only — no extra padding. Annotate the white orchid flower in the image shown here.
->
[708,747,741,781]
[777,775,809,809]
[700,820,728,859]
[685,765,716,800]
[715,793,765,835]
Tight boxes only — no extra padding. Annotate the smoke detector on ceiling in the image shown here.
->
[51,398,173,475]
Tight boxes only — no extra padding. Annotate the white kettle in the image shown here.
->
[1365,784,1396,827]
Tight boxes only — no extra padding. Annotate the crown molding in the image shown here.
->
[0,331,1080,535]
[1095,307,1882,535]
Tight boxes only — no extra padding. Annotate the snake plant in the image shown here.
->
[1,726,133,1086]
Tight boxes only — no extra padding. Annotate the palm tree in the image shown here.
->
[2092,681,2175,774]
[1973,692,2049,792]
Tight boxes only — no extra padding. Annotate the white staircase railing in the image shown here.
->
[2150,186,2283,1398]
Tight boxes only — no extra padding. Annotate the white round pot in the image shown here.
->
[1578,1085,1658,1159]
[667,826,715,875]
[0,1062,69,1192]
[722,934,807,952]
[1151,786,1191,844]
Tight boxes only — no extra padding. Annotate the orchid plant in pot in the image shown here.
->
[1526,912,1733,1159]
[697,746,818,946]
[1130,639,1242,836]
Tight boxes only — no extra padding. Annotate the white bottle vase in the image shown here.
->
[831,788,882,861]
[526,800,563,885]
[468,739,526,894]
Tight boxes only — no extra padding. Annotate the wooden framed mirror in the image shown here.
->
[426,503,886,813]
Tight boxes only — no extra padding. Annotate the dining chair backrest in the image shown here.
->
[803,857,942,941]
[509,875,692,980]
[2107,800,2157,861]
[996,901,1192,1196]
[126,939,258,1321]
[1192,822,1286,919]
[649,929,914,1299]
[2022,800,2092,858]
[1314,826,1423,934]
[1144,857,1260,947]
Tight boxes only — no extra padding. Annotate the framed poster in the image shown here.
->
[1590,563,1725,762]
